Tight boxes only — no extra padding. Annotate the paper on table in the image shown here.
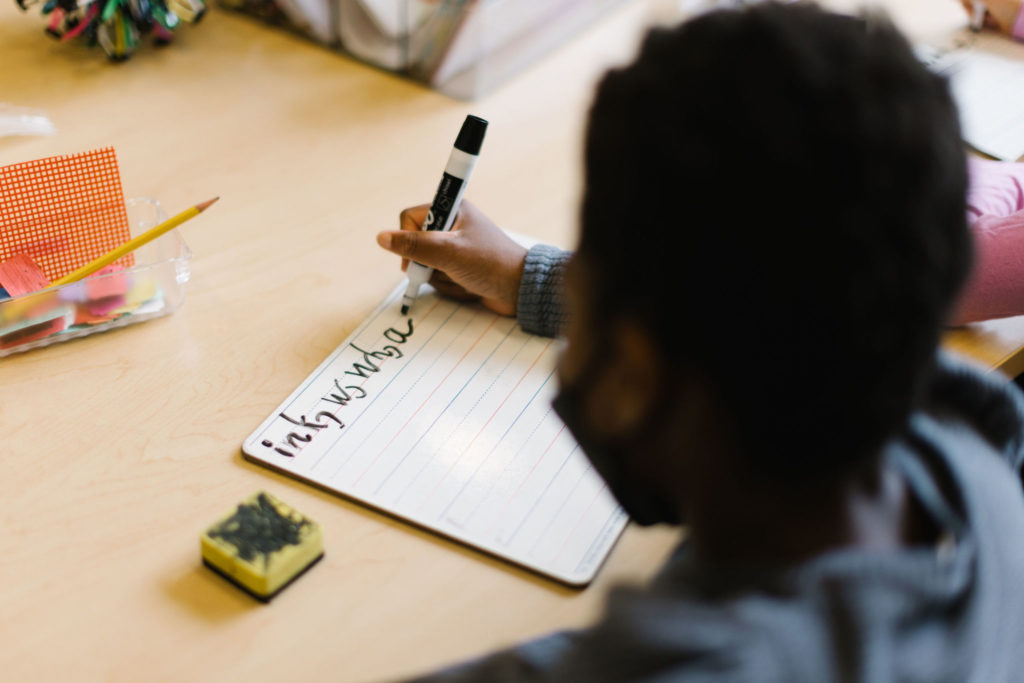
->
[0,104,56,138]
[920,30,1024,161]
[243,283,628,586]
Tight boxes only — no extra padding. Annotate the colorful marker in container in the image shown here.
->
[400,114,488,315]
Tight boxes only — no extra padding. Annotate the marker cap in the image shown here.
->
[454,115,488,155]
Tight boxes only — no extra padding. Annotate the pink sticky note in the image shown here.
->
[85,264,130,300]
[0,254,50,297]
[86,296,127,316]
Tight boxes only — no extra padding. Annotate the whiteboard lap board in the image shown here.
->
[242,284,628,586]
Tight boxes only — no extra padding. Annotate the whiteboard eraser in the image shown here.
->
[200,491,323,602]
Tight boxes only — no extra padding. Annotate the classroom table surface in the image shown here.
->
[1,1,1022,681]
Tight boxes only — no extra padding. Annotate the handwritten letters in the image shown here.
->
[259,319,414,458]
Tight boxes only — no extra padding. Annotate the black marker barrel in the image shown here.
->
[401,115,488,315]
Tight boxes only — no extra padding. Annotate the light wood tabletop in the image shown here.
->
[1,1,1022,681]
[0,3,683,682]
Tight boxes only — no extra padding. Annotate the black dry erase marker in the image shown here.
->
[401,114,488,315]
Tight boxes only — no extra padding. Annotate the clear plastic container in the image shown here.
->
[0,198,192,357]
[220,0,625,100]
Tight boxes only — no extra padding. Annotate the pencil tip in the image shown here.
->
[196,197,220,212]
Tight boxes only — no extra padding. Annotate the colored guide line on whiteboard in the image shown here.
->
[242,283,627,586]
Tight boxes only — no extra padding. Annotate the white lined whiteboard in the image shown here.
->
[242,283,627,586]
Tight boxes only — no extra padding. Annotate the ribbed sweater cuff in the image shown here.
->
[517,244,572,337]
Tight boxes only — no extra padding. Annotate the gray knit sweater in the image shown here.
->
[516,244,571,338]
[407,246,1024,682]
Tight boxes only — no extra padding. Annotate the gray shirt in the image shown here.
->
[408,245,1024,682]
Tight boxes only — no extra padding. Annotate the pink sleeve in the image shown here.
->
[1013,2,1024,41]
[952,159,1024,324]
[965,158,1024,220]
[952,211,1024,323]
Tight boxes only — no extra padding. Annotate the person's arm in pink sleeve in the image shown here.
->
[951,159,1024,324]
[951,210,1024,324]
[950,160,1024,323]
[966,157,1024,219]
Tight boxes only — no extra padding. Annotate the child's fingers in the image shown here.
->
[376,229,458,273]
[431,279,476,301]
[399,205,431,232]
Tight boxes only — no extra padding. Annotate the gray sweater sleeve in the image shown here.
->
[927,351,1024,476]
[517,244,573,337]
[402,632,578,683]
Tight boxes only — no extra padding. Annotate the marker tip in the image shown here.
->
[400,305,409,315]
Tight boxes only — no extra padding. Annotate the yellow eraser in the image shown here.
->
[201,491,323,601]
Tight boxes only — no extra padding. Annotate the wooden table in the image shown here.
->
[0,3,683,681]
[1,1,1021,681]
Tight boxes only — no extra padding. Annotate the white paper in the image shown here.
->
[243,283,627,586]
[921,31,1024,160]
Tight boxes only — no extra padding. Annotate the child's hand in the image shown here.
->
[962,0,1022,33]
[376,201,528,317]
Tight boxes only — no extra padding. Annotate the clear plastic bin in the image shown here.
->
[221,0,625,99]
[0,198,192,357]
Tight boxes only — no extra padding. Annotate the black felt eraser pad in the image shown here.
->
[201,491,323,601]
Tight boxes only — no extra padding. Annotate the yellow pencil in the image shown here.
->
[51,197,219,287]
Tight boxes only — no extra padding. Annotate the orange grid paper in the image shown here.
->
[0,148,133,284]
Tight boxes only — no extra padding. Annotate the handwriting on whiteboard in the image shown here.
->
[258,319,415,458]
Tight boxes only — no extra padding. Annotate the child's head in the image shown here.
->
[555,2,971,523]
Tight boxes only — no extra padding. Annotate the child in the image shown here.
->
[377,4,1024,680]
